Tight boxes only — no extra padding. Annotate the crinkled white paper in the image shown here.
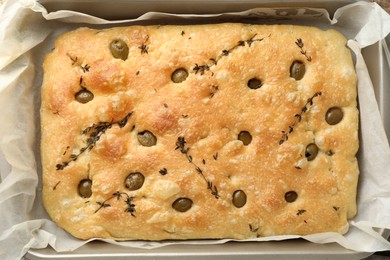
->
[0,0,390,259]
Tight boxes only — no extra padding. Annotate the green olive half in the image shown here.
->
[171,68,188,83]
[75,88,94,104]
[110,39,129,61]
[290,61,305,80]
[137,130,157,147]
[326,107,343,125]
[232,190,247,208]
[78,179,92,198]
[305,143,319,161]
[172,197,193,212]
[125,172,145,191]
[247,78,262,89]
[238,131,252,146]
[285,191,298,203]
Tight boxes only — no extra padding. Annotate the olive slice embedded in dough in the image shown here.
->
[110,39,129,61]
[326,107,343,125]
[137,131,157,147]
[290,61,305,80]
[172,197,193,212]
[247,78,262,89]
[285,191,298,203]
[171,68,188,83]
[232,190,247,208]
[305,143,319,161]
[75,88,94,104]
[78,179,92,198]
[238,131,252,145]
[125,172,145,191]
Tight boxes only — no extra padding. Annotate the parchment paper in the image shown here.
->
[1,0,390,259]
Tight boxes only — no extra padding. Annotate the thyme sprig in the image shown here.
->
[193,34,267,76]
[95,191,136,216]
[295,38,312,62]
[56,112,133,170]
[67,53,90,72]
[279,92,322,145]
[175,136,220,199]
[138,35,150,54]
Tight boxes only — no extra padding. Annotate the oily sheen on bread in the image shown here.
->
[40,23,359,240]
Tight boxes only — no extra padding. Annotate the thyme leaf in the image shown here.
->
[327,150,335,156]
[159,168,168,175]
[117,112,133,128]
[62,146,70,155]
[210,58,217,65]
[82,64,90,72]
[67,53,78,65]
[53,181,61,190]
[295,38,304,48]
[96,201,111,209]
[208,85,219,99]
[249,224,259,233]
[139,44,149,54]
[237,40,245,46]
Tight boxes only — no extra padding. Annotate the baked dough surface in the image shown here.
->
[40,23,359,240]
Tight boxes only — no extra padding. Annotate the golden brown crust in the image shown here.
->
[40,23,358,240]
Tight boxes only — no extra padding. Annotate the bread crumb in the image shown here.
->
[330,187,338,195]
[216,70,229,81]
[152,180,181,200]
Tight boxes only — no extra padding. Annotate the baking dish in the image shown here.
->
[0,0,389,259]
[26,39,390,260]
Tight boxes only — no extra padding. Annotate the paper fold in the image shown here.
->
[1,0,390,259]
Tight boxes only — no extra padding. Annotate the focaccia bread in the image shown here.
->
[40,23,359,240]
